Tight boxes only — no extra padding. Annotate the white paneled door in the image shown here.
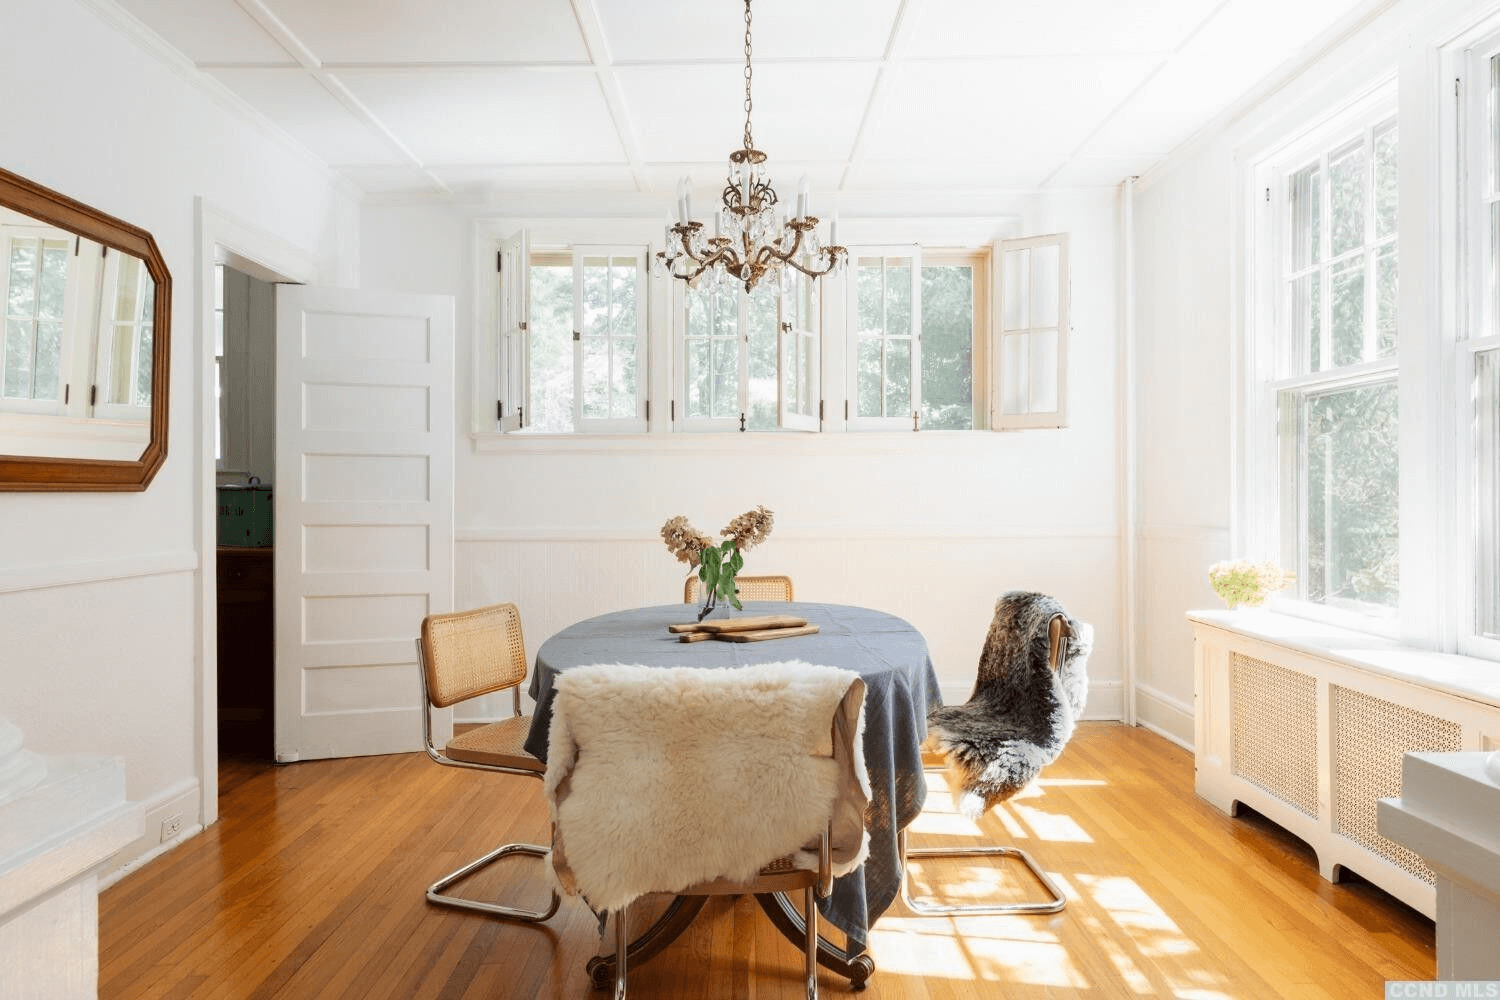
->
[274,286,454,762]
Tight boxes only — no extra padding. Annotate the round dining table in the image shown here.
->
[524,601,943,988]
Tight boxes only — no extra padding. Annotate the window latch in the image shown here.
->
[913,410,920,432]
[573,330,581,341]
[739,413,746,432]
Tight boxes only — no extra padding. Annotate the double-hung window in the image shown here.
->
[1255,91,1399,622]
[1461,32,1500,652]
[497,231,649,434]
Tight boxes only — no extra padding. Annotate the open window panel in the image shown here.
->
[675,272,819,433]
[992,233,1069,430]
[777,269,820,432]
[846,246,921,431]
[496,228,528,431]
[92,246,154,422]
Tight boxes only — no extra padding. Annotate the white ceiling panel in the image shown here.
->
[642,162,846,198]
[260,0,590,64]
[1045,155,1159,188]
[864,57,1161,162]
[114,0,293,64]
[429,164,638,192]
[207,68,406,165]
[1080,0,1362,158]
[596,0,900,63]
[617,62,878,164]
[903,0,1220,58]
[337,164,445,195]
[854,155,1069,191]
[334,68,624,164]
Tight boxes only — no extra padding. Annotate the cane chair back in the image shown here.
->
[682,573,795,604]
[421,602,528,709]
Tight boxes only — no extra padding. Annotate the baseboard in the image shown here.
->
[99,777,200,888]
[1134,684,1194,750]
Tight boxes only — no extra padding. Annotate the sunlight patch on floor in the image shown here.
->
[867,914,1086,987]
[1012,802,1094,843]
[1077,873,1238,997]
[1034,777,1109,787]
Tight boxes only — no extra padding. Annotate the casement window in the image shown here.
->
[994,234,1068,430]
[1,221,153,423]
[92,248,154,419]
[1,227,72,412]
[1252,91,1399,624]
[674,270,818,433]
[846,247,994,431]
[497,232,649,434]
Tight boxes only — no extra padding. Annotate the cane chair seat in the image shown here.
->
[445,715,541,772]
[683,573,795,603]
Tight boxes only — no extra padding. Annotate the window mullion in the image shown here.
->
[1319,151,1334,373]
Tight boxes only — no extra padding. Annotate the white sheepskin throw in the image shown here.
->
[544,660,870,914]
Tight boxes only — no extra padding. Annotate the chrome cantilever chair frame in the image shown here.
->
[901,613,1073,917]
[415,609,560,923]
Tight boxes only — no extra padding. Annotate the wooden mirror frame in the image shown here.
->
[0,166,171,490]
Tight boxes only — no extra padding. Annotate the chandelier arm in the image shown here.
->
[780,249,848,280]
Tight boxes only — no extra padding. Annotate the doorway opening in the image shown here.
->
[214,264,277,761]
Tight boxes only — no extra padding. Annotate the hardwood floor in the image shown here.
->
[99,724,1435,999]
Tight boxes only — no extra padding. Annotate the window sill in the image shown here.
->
[468,427,1057,454]
[1187,608,1500,710]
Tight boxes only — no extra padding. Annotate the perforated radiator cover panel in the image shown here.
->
[1230,653,1319,818]
[1331,685,1461,884]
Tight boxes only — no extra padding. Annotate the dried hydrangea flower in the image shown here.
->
[721,505,774,551]
[660,515,712,567]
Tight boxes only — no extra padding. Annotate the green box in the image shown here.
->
[218,480,273,547]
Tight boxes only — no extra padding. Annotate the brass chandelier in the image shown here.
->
[656,0,847,293]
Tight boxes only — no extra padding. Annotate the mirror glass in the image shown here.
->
[0,168,169,490]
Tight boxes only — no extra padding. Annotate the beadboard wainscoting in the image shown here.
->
[453,528,1123,723]
[1139,525,1230,745]
[1190,611,1500,917]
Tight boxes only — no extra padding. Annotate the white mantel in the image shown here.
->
[1378,752,1500,980]
[0,719,143,999]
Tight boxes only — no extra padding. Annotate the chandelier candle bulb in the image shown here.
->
[797,175,809,219]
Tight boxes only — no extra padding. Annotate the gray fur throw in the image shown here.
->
[926,592,1093,819]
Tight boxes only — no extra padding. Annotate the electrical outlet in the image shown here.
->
[160,813,183,842]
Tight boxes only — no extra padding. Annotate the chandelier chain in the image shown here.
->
[742,0,754,151]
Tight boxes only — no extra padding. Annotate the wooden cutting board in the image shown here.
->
[712,624,820,643]
[667,614,808,635]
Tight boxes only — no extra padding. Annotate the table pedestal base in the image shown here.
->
[585,893,875,992]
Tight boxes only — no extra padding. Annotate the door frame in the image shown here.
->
[194,199,320,827]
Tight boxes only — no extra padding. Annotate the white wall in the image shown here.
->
[1131,0,1499,746]
[0,0,355,869]
[361,188,1127,715]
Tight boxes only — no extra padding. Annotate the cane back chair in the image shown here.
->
[416,601,560,922]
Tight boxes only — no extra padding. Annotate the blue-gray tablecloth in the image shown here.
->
[524,601,943,952]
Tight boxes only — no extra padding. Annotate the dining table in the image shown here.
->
[523,600,943,989]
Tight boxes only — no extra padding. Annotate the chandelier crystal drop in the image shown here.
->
[655,0,847,294]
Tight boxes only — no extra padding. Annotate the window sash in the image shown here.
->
[0,228,73,415]
[993,233,1068,429]
[93,248,153,420]
[846,247,921,431]
[573,247,648,432]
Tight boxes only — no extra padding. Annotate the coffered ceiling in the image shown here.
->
[111,0,1381,199]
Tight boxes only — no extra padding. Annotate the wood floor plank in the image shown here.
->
[100,724,1434,999]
